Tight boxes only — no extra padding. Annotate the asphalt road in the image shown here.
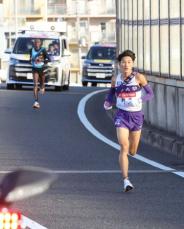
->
[0,85,184,229]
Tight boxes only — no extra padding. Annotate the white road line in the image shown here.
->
[77,89,184,179]
[0,171,11,174]
[0,169,179,174]
[53,170,120,173]
[22,216,47,229]
[42,169,180,174]
[52,169,177,174]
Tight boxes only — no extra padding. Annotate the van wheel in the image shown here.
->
[63,72,70,90]
[82,82,88,87]
[63,85,69,90]
[6,84,14,90]
[92,82,97,87]
[55,86,62,91]
[15,84,22,90]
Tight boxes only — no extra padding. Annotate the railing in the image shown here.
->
[48,4,115,16]
[67,8,115,16]
[17,9,41,15]
[13,4,115,17]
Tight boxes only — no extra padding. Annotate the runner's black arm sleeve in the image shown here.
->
[29,49,32,63]
[43,49,52,62]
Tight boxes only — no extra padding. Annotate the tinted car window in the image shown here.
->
[13,38,60,56]
[86,47,116,60]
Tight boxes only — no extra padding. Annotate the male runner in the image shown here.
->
[104,50,154,192]
[30,39,51,109]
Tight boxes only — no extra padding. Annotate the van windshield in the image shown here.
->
[13,37,60,56]
[86,46,116,60]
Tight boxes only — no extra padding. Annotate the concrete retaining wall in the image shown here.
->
[141,75,184,158]
[145,75,184,137]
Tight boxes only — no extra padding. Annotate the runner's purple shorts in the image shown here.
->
[114,109,144,131]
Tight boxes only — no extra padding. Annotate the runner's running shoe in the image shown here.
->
[124,178,134,192]
[32,101,40,109]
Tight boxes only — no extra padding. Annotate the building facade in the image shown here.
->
[116,0,184,137]
[2,0,116,69]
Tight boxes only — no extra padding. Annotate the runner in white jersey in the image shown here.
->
[104,50,154,192]
[115,72,142,112]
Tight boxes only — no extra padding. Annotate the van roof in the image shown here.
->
[91,44,116,48]
[17,31,60,39]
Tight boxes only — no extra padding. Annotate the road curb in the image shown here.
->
[106,109,184,159]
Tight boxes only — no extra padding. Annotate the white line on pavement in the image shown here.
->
[0,171,11,173]
[51,169,176,174]
[22,216,47,229]
[0,169,180,174]
[77,89,184,179]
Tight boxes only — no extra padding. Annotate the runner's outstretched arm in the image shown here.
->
[104,76,116,110]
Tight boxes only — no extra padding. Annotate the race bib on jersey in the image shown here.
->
[118,92,136,99]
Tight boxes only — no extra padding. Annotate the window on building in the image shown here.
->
[80,20,88,38]
[17,0,42,15]
[106,0,115,14]
[100,22,106,31]
[48,0,66,3]
[106,20,116,42]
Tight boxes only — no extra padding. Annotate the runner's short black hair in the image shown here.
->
[33,38,43,46]
[117,50,136,62]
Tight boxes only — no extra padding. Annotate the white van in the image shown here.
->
[6,30,71,91]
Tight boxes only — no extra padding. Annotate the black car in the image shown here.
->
[82,44,116,86]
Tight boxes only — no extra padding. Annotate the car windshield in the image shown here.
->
[86,46,116,60]
[13,37,60,56]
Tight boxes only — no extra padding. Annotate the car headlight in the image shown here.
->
[10,58,20,65]
[83,62,91,68]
